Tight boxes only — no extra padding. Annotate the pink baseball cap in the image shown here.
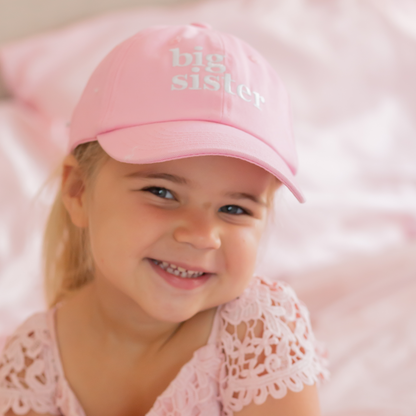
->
[69,22,305,203]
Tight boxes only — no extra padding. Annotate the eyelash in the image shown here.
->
[219,205,248,215]
[142,186,250,216]
[144,186,175,200]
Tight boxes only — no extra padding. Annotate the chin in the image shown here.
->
[141,300,201,323]
[151,309,197,324]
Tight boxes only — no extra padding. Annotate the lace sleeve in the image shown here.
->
[0,313,60,416]
[218,277,329,415]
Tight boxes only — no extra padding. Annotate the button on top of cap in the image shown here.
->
[190,22,212,29]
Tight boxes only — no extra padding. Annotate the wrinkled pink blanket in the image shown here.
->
[1,1,415,415]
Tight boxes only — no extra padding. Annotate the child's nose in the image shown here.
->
[173,209,221,250]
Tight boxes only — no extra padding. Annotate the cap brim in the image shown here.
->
[97,120,305,203]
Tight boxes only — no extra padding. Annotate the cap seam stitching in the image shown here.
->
[101,36,140,128]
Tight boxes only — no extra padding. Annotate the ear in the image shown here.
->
[61,153,89,228]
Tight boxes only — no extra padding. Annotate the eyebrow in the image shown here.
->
[225,192,267,207]
[124,171,189,185]
[124,170,267,206]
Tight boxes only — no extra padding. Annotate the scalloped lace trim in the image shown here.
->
[218,277,330,415]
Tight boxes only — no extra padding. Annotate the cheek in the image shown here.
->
[225,225,264,274]
[87,194,176,270]
[88,208,130,277]
[86,198,154,273]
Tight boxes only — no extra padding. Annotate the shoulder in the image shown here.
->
[4,311,52,343]
[220,276,305,324]
[1,311,54,371]
[219,276,313,339]
[217,276,329,415]
[0,310,60,416]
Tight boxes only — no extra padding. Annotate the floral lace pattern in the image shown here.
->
[0,277,329,416]
[0,313,60,415]
[148,345,223,416]
[218,278,329,415]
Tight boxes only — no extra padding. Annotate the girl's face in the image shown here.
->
[83,155,275,323]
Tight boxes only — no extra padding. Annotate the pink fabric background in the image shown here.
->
[1,1,415,415]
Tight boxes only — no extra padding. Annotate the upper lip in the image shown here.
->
[149,258,214,274]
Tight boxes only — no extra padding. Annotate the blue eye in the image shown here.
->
[219,205,248,215]
[144,187,175,200]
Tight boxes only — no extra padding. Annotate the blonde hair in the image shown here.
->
[42,141,109,307]
[42,142,281,308]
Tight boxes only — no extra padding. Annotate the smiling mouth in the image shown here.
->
[150,259,206,279]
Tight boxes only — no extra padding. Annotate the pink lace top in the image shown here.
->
[0,277,329,416]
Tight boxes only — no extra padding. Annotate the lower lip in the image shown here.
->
[148,259,212,290]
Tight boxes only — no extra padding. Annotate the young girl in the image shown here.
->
[0,23,329,416]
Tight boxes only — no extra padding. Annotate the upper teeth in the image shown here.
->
[152,260,205,278]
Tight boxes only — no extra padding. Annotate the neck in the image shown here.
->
[79,278,183,356]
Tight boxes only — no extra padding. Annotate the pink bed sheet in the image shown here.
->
[292,243,416,416]
[1,1,415,415]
